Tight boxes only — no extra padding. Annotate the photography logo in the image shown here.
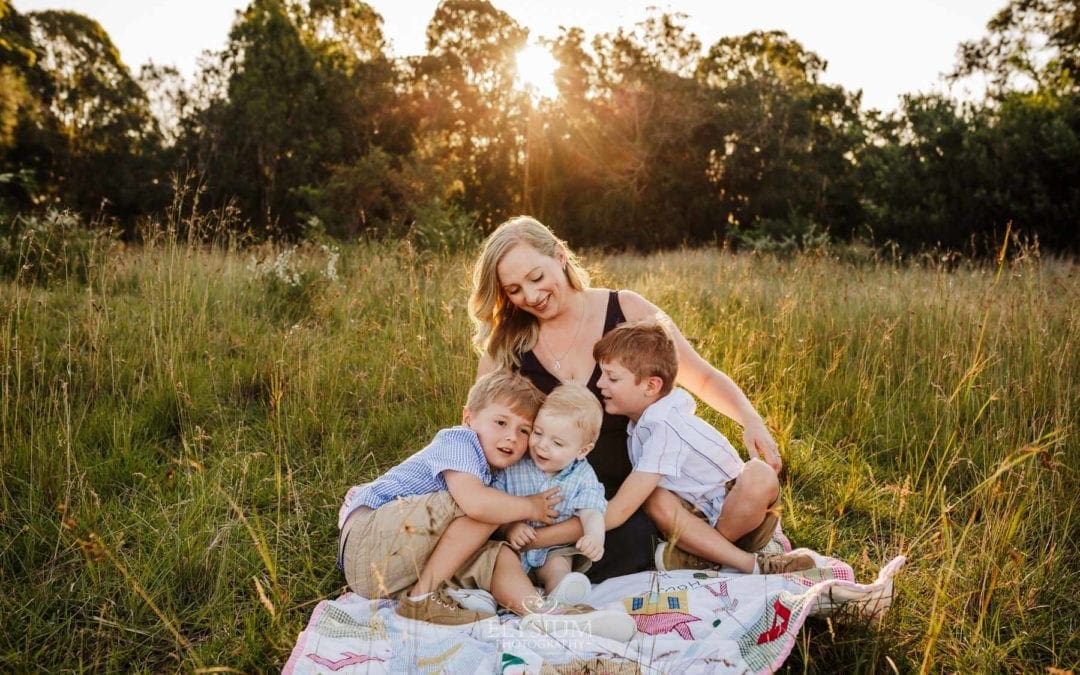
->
[521,593,559,615]
[480,593,591,647]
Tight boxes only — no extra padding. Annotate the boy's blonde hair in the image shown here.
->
[466,370,546,420]
[540,384,603,448]
[593,319,678,396]
[469,216,591,370]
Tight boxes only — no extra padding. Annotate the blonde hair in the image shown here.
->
[469,216,590,369]
[593,319,678,396]
[465,370,546,420]
[540,384,603,448]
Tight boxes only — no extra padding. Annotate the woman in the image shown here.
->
[470,216,782,581]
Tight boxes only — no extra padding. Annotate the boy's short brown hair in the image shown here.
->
[593,318,678,396]
[466,370,546,420]
[540,384,603,448]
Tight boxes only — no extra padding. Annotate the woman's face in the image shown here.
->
[496,243,569,320]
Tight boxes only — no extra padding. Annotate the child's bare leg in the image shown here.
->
[489,546,543,615]
[645,487,755,572]
[535,554,572,596]
[409,516,498,596]
[714,459,779,543]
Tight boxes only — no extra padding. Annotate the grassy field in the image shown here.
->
[0,226,1076,672]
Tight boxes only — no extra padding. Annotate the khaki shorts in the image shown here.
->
[339,491,505,598]
[529,545,593,579]
[675,478,780,553]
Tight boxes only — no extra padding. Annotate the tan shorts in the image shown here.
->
[339,491,505,598]
[676,477,780,553]
[530,545,593,579]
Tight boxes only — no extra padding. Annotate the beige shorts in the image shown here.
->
[339,490,505,598]
[675,477,780,553]
[529,545,593,579]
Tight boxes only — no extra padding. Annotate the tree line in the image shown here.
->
[1,0,1077,253]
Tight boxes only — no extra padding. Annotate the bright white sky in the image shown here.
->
[16,0,1003,111]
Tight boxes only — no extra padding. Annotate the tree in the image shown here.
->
[409,0,528,226]
[179,0,419,238]
[860,91,1079,252]
[851,0,1080,253]
[0,0,50,210]
[696,30,863,243]
[22,9,166,224]
[953,0,1079,98]
[193,0,326,234]
[0,1,36,152]
[137,63,193,146]
[532,12,718,248]
[296,0,423,237]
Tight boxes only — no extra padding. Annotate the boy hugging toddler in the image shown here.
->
[595,319,816,575]
[494,384,606,606]
[337,370,635,640]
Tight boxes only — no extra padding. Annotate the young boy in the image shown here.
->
[495,384,606,605]
[337,370,635,640]
[594,319,815,575]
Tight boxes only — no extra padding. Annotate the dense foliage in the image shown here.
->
[1,0,1077,253]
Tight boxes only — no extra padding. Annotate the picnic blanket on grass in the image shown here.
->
[285,548,903,674]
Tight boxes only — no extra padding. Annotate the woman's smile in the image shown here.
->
[530,293,551,314]
[497,243,567,318]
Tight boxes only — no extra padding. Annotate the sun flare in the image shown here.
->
[515,44,559,100]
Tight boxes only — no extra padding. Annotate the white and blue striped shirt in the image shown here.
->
[337,426,492,529]
[627,388,745,526]
[493,456,607,571]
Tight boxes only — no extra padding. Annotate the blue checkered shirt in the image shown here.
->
[492,456,607,571]
[338,426,492,529]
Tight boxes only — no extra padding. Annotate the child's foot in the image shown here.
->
[395,586,498,627]
[654,541,719,573]
[548,572,591,606]
[520,604,636,642]
[446,587,498,614]
[755,551,815,574]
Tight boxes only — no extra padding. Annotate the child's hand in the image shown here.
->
[576,535,604,562]
[526,486,563,524]
[506,522,537,550]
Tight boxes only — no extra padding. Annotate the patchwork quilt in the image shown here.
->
[285,547,903,674]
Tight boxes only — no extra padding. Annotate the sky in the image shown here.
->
[15,0,1005,111]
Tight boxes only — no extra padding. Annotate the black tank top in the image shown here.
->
[516,290,631,498]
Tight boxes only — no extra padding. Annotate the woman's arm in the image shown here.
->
[619,290,782,472]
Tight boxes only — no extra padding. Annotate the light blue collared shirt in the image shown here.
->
[493,456,607,571]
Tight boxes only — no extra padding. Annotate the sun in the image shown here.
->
[515,43,559,100]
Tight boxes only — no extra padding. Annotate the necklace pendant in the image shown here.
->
[553,360,561,371]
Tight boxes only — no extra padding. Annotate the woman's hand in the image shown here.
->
[743,418,782,474]
[506,522,537,550]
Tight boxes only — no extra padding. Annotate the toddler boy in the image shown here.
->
[495,384,606,605]
[594,319,815,575]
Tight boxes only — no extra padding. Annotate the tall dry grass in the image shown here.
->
[0,221,1075,671]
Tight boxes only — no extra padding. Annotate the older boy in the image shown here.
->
[594,319,815,575]
[338,370,635,640]
[496,384,606,605]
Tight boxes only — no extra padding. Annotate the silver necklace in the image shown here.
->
[539,293,587,372]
